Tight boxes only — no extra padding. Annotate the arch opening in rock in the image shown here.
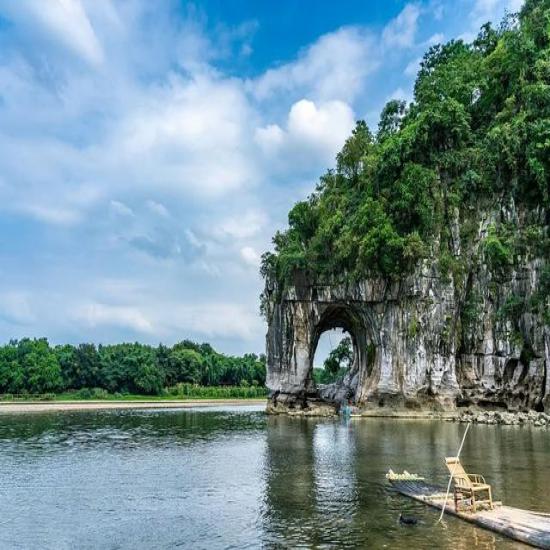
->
[311,327,355,388]
[308,304,377,406]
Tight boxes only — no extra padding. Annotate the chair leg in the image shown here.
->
[472,493,476,513]
[488,487,493,509]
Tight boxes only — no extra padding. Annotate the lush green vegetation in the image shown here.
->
[313,337,353,385]
[0,338,266,398]
[262,0,549,306]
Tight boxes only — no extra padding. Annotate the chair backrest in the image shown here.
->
[445,457,472,488]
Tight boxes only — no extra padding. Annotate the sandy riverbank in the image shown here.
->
[0,399,267,414]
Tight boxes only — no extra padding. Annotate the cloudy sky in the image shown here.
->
[0,0,522,355]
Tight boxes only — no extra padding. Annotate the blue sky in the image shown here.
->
[0,0,522,355]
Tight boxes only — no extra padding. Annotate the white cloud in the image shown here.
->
[477,0,524,18]
[386,87,414,105]
[382,4,421,48]
[256,99,356,173]
[75,303,154,333]
[110,200,134,217]
[166,303,263,340]
[427,32,445,44]
[404,56,422,77]
[0,135,103,225]
[146,200,170,218]
[460,0,524,41]
[240,246,261,267]
[431,1,445,20]
[213,209,267,240]
[114,74,260,198]
[0,292,35,325]
[251,26,378,103]
[5,0,104,65]
[20,204,83,226]
[287,99,354,153]
[255,124,284,155]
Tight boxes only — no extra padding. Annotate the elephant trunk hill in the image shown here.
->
[261,1,550,415]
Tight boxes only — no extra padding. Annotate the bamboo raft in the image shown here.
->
[387,472,550,549]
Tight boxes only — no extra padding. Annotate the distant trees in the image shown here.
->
[0,339,62,394]
[0,338,266,396]
[314,337,354,385]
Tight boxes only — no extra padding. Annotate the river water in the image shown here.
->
[1,405,549,549]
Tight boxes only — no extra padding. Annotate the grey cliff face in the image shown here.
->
[264,205,549,414]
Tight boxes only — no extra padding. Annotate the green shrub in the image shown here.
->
[461,290,483,332]
[91,388,109,399]
[39,393,56,401]
[165,384,267,399]
[497,295,525,322]
[408,317,419,339]
[484,226,512,272]
[77,388,93,399]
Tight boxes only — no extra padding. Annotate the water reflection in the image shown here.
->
[0,408,548,549]
[261,416,549,549]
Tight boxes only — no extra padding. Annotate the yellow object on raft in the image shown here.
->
[386,469,425,481]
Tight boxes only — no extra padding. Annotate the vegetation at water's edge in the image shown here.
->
[0,338,266,398]
[0,386,267,402]
[261,0,549,310]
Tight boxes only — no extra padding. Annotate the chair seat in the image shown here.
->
[455,482,491,491]
[470,484,491,490]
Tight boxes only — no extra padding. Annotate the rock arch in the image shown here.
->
[263,202,549,414]
[264,270,463,414]
[309,304,375,404]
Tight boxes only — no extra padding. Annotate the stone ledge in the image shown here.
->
[266,400,337,417]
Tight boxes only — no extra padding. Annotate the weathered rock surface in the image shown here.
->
[266,398,337,417]
[264,204,548,415]
[453,409,550,427]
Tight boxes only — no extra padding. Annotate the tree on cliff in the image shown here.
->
[262,0,549,310]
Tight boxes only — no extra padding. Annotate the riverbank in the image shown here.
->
[0,398,267,414]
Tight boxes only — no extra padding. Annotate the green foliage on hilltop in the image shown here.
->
[0,338,266,396]
[262,1,550,287]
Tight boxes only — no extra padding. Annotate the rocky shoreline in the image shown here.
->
[452,409,550,427]
[265,399,550,427]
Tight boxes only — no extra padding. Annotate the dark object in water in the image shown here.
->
[399,513,418,525]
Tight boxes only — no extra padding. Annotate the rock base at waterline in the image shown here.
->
[266,397,337,417]
[453,409,550,427]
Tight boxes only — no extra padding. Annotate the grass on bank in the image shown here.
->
[0,384,268,402]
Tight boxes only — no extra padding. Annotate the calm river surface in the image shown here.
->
[1,405,549,549]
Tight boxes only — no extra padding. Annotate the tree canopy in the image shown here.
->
[0,338,266,396]
[262,1,549,290]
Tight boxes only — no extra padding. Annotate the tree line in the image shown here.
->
[0,338,266,396]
